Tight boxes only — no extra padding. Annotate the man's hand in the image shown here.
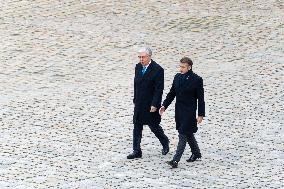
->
[159,106,166,115]
[150,106,157,112]
[196,116,203,124]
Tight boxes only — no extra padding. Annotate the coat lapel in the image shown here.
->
[176,71,194,95]
[136,61,153,83]
[142,60,154,77]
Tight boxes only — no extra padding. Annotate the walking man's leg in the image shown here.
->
[186,133,201,162]
[173,134,187,162]
[148,124,169,155]
[127,123,143,159]
[167,134,187,168]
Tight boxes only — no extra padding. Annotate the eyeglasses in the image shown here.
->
[138,55,149,59]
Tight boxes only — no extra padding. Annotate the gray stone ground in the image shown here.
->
[0,0,283,188]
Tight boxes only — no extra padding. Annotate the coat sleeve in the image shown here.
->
[162,75,177,109]
[133,77,136,104]
[133,65,137,104]
[197,77,205,117]
[151,68,164,107]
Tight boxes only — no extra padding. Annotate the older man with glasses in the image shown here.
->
[127,47,170,159]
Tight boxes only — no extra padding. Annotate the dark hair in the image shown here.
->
[180,57,193,66]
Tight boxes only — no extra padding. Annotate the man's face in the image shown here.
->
[179,62,191,74]
[138,52,151,66]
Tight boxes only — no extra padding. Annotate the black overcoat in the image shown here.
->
[133,60,164,125]
[162,70,205,134]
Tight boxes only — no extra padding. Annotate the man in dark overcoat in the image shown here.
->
[160,57,205,168]
[127,47,169,159]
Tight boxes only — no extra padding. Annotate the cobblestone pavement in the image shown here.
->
[0,0,283,188]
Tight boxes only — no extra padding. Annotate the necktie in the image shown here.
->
[142,66,146,75]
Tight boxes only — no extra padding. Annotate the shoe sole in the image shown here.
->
[166,161,178,168]
[127,156,142,159]
[186,157,201,162]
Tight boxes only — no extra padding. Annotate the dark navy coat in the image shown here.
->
[162,70,205,134]
[133,60,164,125]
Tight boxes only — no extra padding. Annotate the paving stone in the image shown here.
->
[0,0,283,188]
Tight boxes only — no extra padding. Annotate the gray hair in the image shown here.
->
[138,47,152,56]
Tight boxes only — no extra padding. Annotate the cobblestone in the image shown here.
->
[0,0,283,188]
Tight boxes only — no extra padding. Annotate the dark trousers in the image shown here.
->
[173,133,200,162]
[133,123,169,153]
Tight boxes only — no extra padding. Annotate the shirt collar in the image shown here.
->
[143,60,151,69]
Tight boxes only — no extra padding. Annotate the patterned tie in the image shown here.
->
[142,66,146,75]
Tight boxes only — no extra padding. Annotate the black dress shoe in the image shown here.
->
[162,141,170,155]
[166,160,178,168]
[127,152,142,159]
[186,153,201,162]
